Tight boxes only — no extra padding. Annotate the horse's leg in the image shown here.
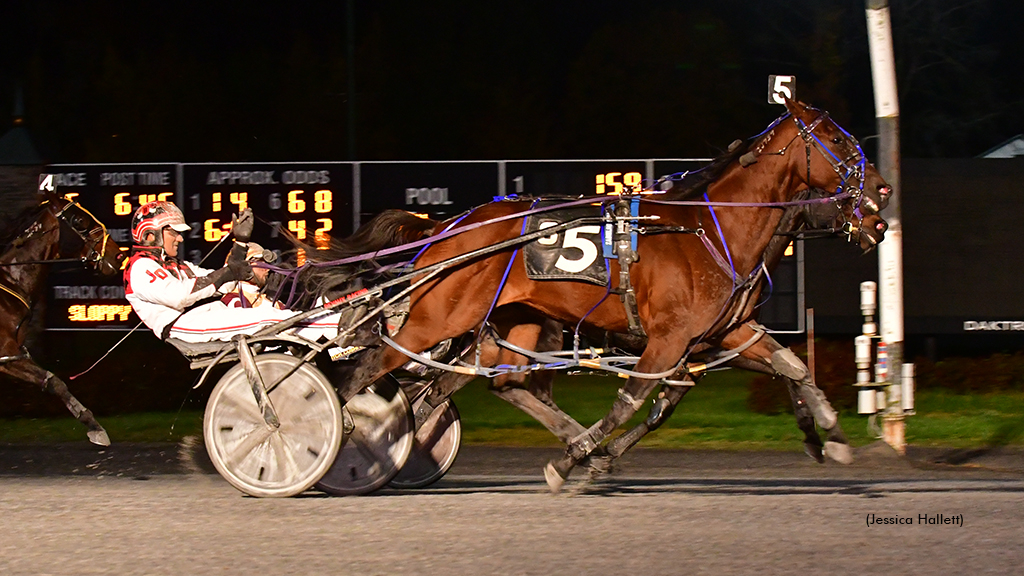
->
[525,318,563,407]
[604,381,693,460]
[415,316,587,443]
[544,336,685,493]
[488,319,587,443]
[410,336,502,428]
[1,354,109,446]
[726,355,825,463]
[724,326,852,465]
[340,291,499,402]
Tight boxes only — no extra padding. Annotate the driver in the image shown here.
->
[123,201,340,343]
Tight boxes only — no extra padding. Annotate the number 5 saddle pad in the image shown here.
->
[523,202,608,286]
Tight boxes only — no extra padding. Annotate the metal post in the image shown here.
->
[347,0,357,161]
[866,0,905,454]
[806,308,815,385]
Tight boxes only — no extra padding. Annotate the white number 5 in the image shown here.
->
[555,226,600,273]
[768,75,796,104]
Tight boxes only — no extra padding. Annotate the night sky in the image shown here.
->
[2,0,1022,163]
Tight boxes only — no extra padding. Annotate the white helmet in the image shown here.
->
[131,201,190,245]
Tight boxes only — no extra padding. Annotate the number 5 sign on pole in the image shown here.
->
[768,75,797,104]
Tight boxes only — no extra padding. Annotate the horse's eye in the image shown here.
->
[831,136,843,145]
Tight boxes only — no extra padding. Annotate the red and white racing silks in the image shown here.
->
[124,249,339,343]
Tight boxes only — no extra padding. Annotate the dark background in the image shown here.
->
[2,1,1024,417]
[2,1,1023,163]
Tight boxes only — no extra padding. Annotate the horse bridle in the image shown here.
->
[48,198,116,270]
[753,110,869,242]
[0,199,116,271]
[793,112,868,216]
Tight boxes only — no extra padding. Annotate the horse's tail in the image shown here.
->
[288,209,438,264]
[275,210,439,306]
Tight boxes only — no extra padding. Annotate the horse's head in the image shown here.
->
[44,191,126,276]
[782,98,891,214]
[740,98,889,249]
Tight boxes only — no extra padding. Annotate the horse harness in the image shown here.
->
[0,199,115,312]
[604,195,646,338]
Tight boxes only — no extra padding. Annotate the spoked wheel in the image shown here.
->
[389,379,462,489]
[315,376,414,496]
[204,353,344,498]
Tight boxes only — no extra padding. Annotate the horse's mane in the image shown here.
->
[660,138,754,201]
[0,201,49,252]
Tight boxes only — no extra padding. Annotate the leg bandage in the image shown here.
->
[771,348,810,381]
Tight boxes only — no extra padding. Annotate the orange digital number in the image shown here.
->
[204,219,228,242]
[288,219,307,239]
[623,172,642,192]
[314,190,332,213]
[595,172,642,195]
[230,192,248,211]
[314,218,333,249]
[288,191,306,213]
[114,193,133,215]
[139,192,173,205]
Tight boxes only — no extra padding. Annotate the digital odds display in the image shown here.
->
[179,163,354,265]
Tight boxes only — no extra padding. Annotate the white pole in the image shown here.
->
[866,0,906,454]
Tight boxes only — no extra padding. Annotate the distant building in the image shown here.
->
[980,135,1024,158]
[0,86,44,223]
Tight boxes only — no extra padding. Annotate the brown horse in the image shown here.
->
[409,186,887,478]
[321,99,890,490]
[0,189,125,445]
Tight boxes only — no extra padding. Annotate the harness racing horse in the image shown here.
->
[0,190,125,445]
[322,99,891,490]
[408,185,887,480]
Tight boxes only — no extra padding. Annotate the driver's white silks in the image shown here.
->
[165,301,342,343]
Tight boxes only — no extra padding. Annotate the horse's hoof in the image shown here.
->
[88,429,111,447]
[582,454,614,476]
[544,461,566,494]
[804,442,825,464]
[824,441,854,465]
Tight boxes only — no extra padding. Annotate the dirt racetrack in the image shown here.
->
[2,442,1023,575]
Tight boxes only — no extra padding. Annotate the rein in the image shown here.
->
[301,191,855,273]
[0,257,100,267]
[0,283,29,308]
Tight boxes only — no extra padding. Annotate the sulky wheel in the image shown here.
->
[204,354,344,498]
[389,379,462,489]
[315,376,414,496]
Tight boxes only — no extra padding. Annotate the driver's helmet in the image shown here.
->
[131,201,190,245]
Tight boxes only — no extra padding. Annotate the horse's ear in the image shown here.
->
[783,97,810,118]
